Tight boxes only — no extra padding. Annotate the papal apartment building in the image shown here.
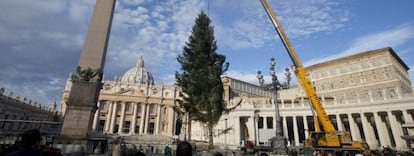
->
[60,47,414,151]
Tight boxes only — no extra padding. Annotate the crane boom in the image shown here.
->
[259,0,336,133]
[259,0,370,153]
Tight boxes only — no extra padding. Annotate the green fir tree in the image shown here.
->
[175,11,229,149]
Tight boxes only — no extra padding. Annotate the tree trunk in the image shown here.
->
[208,122,214,150]
[188,113,192,141]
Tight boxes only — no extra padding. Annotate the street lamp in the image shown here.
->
[256,57,291,155]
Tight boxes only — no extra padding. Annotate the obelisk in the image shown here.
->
[60,0,116,140]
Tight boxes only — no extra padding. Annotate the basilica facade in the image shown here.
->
[60,47,414,151]
[61,56,181,144]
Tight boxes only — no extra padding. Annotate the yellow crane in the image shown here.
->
[259,0,370,154]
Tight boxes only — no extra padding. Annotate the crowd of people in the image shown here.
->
[2,129,61,156]
[4,129,414,156]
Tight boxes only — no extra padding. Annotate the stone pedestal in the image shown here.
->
[58,81,107,155]
[60,81,101,139]
[270,136,288,155]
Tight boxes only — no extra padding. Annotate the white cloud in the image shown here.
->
[67,1,94,23]
[342,25,414,54]
[277,1,350,37]
[121,0,144,5]
[212,1,350,51]
[102,0,207,83]
[304,24,414,66]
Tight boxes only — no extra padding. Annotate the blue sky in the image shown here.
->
[0,0,413,106]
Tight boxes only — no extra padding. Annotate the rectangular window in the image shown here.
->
[350,79,354,86]
[363,91,369,99]
[368,60,374,67]
[380,56,387,65]
[124,121,131,133]
[148,122,155,134]
[384,73,391,80]
[258,117,264,129]
[150,105,156,115]
[100,101,107,110]
[117,104,122,113]
[372,75,377,82]
[125,102,131,112]
[376,89,383,97]
[349,92,358,103]
[388,88,397,99]
[98,120,105,132]
[137,105,141,113]
[266,117,273,129]
[360,77,366,84]
[339,94,346,104]
[114,124,119,133]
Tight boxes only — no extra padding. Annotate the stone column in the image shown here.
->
[155,104,162,134]
[300,97,304,107]
[374,112,391,147]
[360,113,377,148]
[60,0,116,140]
[336,113,343,131]
[92,101,101,130]
[403,110,413,123]
[140,104,146,134]
[144,103,151,134]
[118,102,126,134]
[403,110,414,136]
[321,96,326,107]
[234,116,241,146]
[109,102,118,134]
[283,116,288,138]
[130,103,138,135]
[293,116,299,146]
[104,101,113,132]
[388,111,405,149]
[168,106,175,135]
[303,115,309,139]
[348,113,361,141]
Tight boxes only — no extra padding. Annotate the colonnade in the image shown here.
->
[91,100,175,136]
[263,109,412,150]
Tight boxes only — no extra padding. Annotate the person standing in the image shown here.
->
[176,142,192,156]
[164,144,172,156]
[111,137,122,156]
[6,129,42,156]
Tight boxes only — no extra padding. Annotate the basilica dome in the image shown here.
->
[120,56,154,85]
